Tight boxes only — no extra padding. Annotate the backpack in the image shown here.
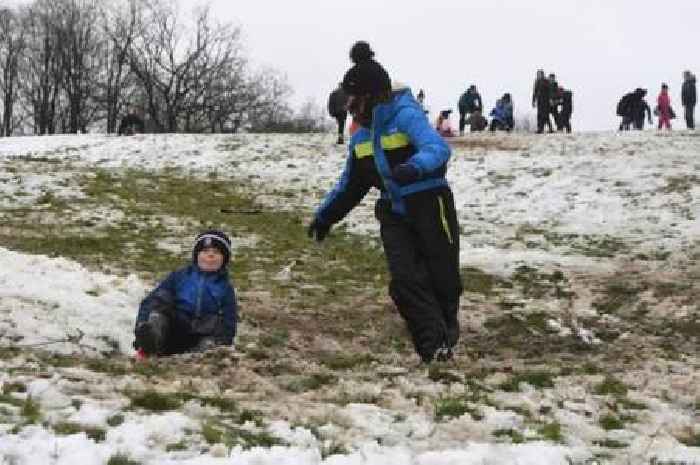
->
[616,94,632,117]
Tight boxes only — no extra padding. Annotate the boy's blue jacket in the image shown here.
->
[137,264,237,344]
[316,88,451,222]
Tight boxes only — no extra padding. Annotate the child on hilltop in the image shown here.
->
[134,230,237,356]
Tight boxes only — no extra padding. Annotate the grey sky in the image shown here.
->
[207,0,698,131]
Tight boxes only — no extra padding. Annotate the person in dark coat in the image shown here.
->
[618,88,651,130]
[682,71,696,129]
[307,41,462,364]
[547,74,561,130]
[632,88,653,130]
[134,230,237,356]
[532,70,553,133]
[557,87,573,133]
[118,110,145,135]
[458,85,483,136]
[328,83,349,144]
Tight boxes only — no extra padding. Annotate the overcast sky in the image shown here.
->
[206,0,698,131]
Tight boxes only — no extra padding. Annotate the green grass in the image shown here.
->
[107,413,125,427]
[592,280,645,314]
[599,414,625,431]
[284,373,337,393]
[201,420,283,449]
[53,422,106,442]
[594,376,628,396]
[318,352,375,370]
[20,396,41,424]
[461,267,503,295]
[107,454,141,465]
[434,397,469,420]
[493,428,525,443]
[594,438,629,448]
[499,371,555,392]
[128,390,182,412]
[538,422,563,442]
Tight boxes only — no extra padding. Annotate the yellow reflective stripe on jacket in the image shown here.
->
[438,196,453,244]
[354,132,410,159]
[381,132,410,151]
[355,141,374,159]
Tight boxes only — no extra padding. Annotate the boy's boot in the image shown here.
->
[135,311,169,355]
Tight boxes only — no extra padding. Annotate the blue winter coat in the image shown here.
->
[490,101,513,124]
[137,264,237,344]
[316,89,451,222]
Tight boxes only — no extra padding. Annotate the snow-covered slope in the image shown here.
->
[0,131,698,465]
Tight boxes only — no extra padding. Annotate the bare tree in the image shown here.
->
[51,0,103,133]
[20,0,62,134]
[96,0,139,133]
[0,6,25,136]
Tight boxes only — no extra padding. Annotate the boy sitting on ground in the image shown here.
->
[134,230,237,356]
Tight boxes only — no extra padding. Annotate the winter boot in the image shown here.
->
[434,345,454,362]
[336,135,344,145]
[134,311,169,355]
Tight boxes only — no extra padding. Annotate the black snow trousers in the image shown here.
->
[536,104,553,133]
[335,113,347,137]
[559,111,572,133]
[375,187,462,362]
[685,105,695,129]
[136,289,218,355]
[459,111,468,134]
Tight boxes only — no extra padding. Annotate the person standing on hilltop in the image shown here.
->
[307,41,462,364]
[657,83,673,130]
[328,83,349,144]
[532,70,553,133]
[682,71,696,129]
[458,85,483,136]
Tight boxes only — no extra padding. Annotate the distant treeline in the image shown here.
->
[0,0,328,136]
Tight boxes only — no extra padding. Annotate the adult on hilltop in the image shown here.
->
[682,70,696,129]
[458,85,483,136]
[307,41,462,364]
[532,70,553,133]
[328,83,349,144]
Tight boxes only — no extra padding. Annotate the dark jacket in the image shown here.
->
[561,90,573,115]
[328,88,348,118]
[316,88,451,222]
[137,264,237,344]
[532,78,550,108]
[458,90,482,114]
[682,77,697,107]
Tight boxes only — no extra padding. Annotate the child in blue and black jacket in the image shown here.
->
[134,230,237,356]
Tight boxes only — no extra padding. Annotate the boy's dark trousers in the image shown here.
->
[135,289,218,355]
[375,188,462,362]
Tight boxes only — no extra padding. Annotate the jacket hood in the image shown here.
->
[374,88,421,126]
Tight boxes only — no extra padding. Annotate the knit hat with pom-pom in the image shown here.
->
[341,41,391,96]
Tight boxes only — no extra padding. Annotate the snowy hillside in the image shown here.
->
[0,131,698,465]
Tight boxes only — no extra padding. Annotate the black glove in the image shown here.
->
[307,217,331,242]
[392,163,420,186]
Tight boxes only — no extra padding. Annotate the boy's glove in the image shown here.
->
[392,163,420,185]
[307,217,331,242]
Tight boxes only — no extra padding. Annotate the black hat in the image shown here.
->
[193,230,232,267]
[341,41,391,96]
